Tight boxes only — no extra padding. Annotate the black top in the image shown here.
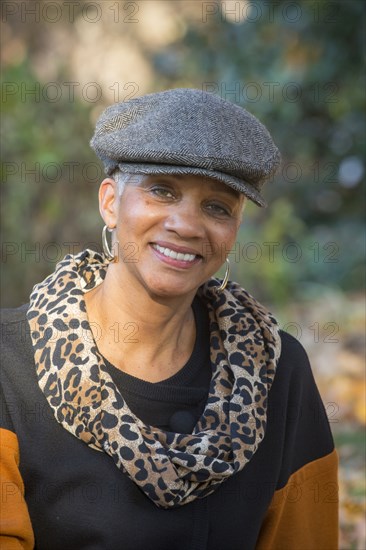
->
[0,303,335,550]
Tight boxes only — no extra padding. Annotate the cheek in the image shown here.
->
[218,221,239,244]
[117,197,152,226]
[210,225,239,262]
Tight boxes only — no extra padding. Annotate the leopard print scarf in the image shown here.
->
[27,249,281,508]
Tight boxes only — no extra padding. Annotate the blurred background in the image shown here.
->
[1,0,365,546]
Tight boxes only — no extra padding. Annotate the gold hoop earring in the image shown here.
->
[102,225,116,262]
[218,258,230,292]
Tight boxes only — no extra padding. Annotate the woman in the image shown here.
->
[1,89,338,549]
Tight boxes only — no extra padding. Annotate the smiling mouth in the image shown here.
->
[151,244,200,263]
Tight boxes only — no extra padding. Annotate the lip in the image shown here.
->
[150,242,202,269]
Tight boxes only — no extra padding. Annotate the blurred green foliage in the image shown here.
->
[1,0,365,307]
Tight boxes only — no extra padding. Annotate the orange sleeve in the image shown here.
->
[0,428,34,550]
[256,449,339,550]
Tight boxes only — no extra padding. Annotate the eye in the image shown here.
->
[205,202,232,217]
[149,185,176,199]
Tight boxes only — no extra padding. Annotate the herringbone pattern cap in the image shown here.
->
[90,88,281,206]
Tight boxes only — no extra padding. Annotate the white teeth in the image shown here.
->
[153,244,197,262]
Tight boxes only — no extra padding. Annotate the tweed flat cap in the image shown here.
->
[90,88,280,207]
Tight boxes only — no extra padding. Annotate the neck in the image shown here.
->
[84,266,197,382]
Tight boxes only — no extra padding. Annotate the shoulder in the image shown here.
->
[278,329,312,371]
[1,304,30,346]
[278,329,310,364]
[1,305,35,429]
[274,329,320,397]
[271,330,333,449]
[1,304,33,366]
[1,303,29,325]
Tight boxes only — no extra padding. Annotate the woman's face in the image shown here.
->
[100,174,245,299]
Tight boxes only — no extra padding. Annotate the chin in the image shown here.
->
[146,279,198,300]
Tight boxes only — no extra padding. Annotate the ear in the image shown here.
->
[98,178,119,228]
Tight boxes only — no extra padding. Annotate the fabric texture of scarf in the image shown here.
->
[27,249,281,508]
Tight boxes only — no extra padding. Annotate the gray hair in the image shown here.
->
[112,170,145,197]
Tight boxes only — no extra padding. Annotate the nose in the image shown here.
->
[163,202,206,240]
